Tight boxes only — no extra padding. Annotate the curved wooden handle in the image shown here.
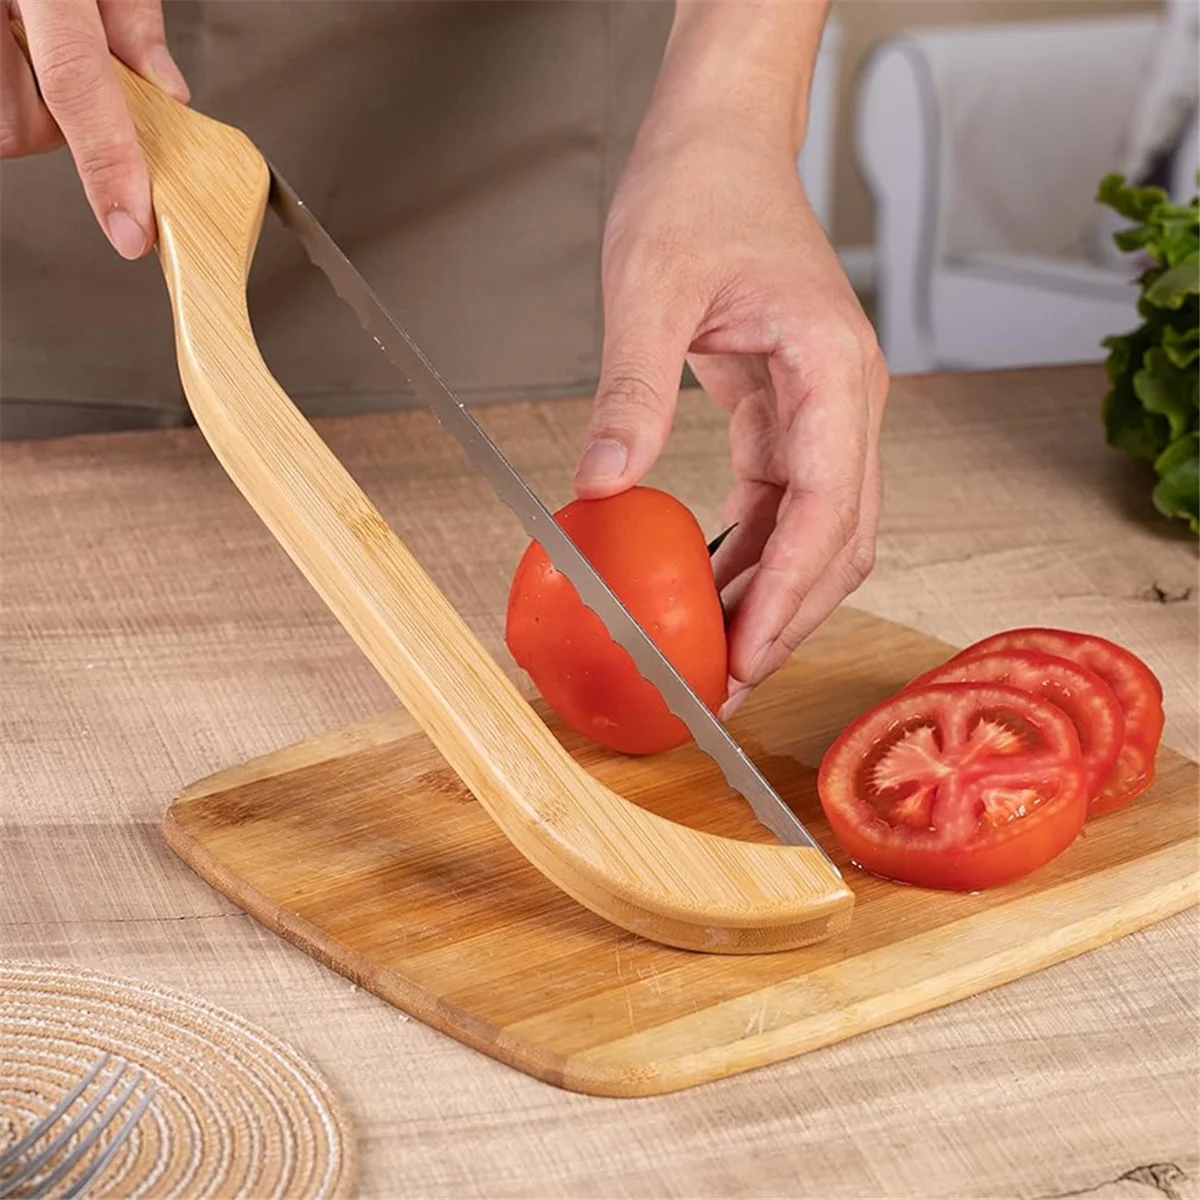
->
[107,59,854,953]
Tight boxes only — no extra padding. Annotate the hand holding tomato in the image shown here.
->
[572,118,888,719]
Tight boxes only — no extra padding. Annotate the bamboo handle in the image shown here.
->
[28,36,855,952]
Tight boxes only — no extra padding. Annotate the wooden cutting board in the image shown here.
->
[164,607,1199,1097]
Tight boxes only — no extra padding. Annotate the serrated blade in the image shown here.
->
[266,167,833,859]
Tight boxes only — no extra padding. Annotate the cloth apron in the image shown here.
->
[0,0,673,439]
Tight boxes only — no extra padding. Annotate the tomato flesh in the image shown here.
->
[906,649,1124,805]
[817,683,1088,891]
[505,486,727,755]
[949,628,1164,813]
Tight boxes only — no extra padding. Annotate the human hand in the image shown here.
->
[1,0,189,258]
[574,119,888,719]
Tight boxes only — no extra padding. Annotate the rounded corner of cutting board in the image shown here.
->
[154,806,684,1097]
[161,802,200,866]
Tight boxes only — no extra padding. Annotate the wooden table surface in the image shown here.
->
[3,365,1197,1200]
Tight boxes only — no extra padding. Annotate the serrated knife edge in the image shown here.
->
[266,167,834,862]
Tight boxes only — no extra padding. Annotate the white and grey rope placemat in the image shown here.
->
[0,961,356,1199]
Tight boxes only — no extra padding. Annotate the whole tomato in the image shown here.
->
[505,486,728,755]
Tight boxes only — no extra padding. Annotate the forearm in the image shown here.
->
[644,0,831,156]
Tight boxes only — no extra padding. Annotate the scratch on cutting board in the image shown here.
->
[631,964,658,994]
[622,985,636,1033]
[742,995,770,1039]
[613,943,637,1033]
[1043,1162,1190,1200]
[641,963,665,996]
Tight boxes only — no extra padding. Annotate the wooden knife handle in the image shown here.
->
[18,28,855,952]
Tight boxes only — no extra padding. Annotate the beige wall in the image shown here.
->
[828,0,1163,247]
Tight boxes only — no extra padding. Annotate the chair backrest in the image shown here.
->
[853,11,1161,371]
[1113,0,1199,200]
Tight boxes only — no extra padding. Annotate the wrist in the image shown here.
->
[641,0,830,157]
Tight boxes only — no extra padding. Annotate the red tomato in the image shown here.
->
[906,650,1124,805]
[505,486,727,755]
[817,683,1088,891]
[949,628,1164,813]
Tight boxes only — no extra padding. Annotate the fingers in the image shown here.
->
[724,426,882,718]
[721,347,888,717]
[17,0,186,258]
[573,264,701,498]
[711,476,782,592]
[687,351,783,589]
[0,5,62,155]
[725,342,870,683]
[98,0,189,101]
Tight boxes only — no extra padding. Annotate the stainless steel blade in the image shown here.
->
[266,167,833,859]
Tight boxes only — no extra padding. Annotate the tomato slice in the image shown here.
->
[949,628,1164,813]
[817,683,1088,891]
[906,650,1124,806]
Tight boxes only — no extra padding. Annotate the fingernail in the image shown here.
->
[576,438,628,485]
[106,210,148,260]
[719,681,750,722]
[148,45,190,101]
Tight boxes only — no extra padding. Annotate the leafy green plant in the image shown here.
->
[1097,173,1198,534]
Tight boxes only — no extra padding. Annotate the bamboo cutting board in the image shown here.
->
[164,607,1199,1097]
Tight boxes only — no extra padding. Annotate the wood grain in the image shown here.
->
[90,29,851,954]
[3,359,1197,1193]
[163,606,1199,1097]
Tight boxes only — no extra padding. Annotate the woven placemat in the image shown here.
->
[0,961,356,1199]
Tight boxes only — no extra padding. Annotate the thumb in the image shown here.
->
[573,296,695,499]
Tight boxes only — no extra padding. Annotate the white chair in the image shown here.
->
[854,6,1198,373]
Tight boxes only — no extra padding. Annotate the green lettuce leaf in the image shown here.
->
[1097,173,1166,223]
[1097,173,1199,535]
[1144,251,1200,308]
[1152,433,1199,533]
[1132,347,1200,442]
[1162,324,1200,368]
[1105,369,1171,459]
[1153,204,1200,261]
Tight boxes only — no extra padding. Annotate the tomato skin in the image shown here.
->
[817,683,1088,891]
[505,487,727,755]
[949,628,1164,813]
[906,649,1124,805]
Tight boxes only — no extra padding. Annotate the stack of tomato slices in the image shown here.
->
[817,628,1165,893]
